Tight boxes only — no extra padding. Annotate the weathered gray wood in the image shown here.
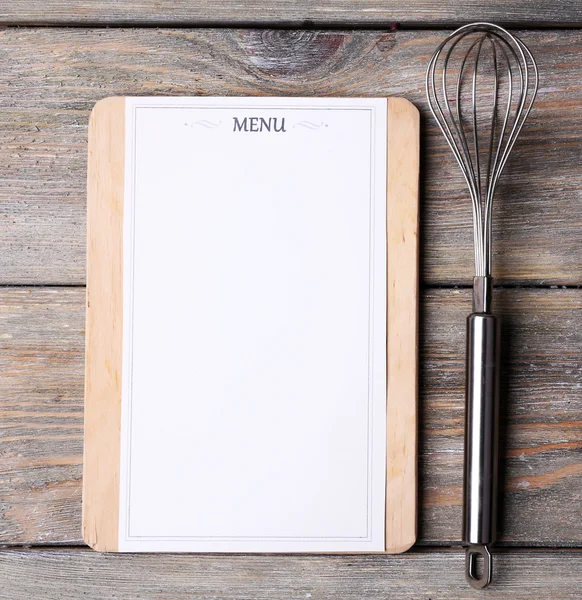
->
[421,287,582,545]
[0,288,84,544]
[1,1,582,26]
[0,287,580,545]
[0,29,581,285]
[2,548,582,599]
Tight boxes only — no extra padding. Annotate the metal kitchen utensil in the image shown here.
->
[426,23,538,588]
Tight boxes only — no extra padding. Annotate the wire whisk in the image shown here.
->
[426,23,538,589]
[426,22,538,281]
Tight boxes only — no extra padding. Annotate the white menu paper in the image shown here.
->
[119,96,388,552]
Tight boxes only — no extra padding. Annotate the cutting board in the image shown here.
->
[82,96,419,553]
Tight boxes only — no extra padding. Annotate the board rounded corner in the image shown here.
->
[387,97,420,123]
[90,96,126,125]
[384,532,416,555]
[83,531,118,553]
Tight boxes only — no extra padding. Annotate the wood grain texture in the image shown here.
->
[2,1,582,26]
[2,549,582,599]
[0,288,84,544]
[82,97,124,551]
[385,98,419,553]
[0,28,581,285]
[421,288,582,545]
[0,287,580,546]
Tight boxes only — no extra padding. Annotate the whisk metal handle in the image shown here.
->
[463,280,500,589]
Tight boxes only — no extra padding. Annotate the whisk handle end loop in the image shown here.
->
[465,544,493,589]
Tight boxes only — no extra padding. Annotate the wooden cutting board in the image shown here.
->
[82,96,419,553]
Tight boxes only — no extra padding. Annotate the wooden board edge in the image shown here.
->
[82,96,126,552]
[384,97,419,554]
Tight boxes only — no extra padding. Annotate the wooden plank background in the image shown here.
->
[0,29,581,286]
[0,14,581,600]
[2,1,582,26]
[2,549,582,599]
[2,287,581,548]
